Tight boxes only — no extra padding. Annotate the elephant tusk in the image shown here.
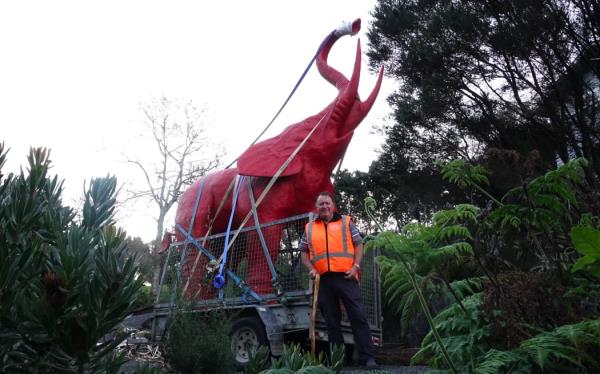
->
[359,64,385,116]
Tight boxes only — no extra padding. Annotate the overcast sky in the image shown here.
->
[1,1,393,242]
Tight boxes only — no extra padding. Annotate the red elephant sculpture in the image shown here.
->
[175,18,383,298]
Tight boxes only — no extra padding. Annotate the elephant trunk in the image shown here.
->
[316,19,385,136]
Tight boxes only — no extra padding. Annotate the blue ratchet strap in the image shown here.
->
[213,175,245,289]
[172,176,208,305]
[225,31,335,169]
[176,223,262,303]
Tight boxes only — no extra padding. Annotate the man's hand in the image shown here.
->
[344,264,359,279]
[309,268,318,279]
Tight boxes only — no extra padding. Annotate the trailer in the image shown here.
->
[151,212,382,366]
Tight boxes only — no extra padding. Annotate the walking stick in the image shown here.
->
[310,273,321,354]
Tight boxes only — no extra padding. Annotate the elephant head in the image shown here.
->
[236,18,384,184]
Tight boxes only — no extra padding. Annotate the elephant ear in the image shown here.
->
[237,135,303,177]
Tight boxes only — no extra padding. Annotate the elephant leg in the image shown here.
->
[245,225,282,295]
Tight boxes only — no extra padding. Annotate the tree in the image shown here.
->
[334,123,466,231]
[125,96,223,293]
[0,144,141,372]
[125,236,155,285]
[367,0,600,186]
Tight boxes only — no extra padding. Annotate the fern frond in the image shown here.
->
[519,319,600,371]
[446,277,485,300]
[488,205,522,229]
[414,294,490,369]
[400,290,418,333]
[436,225,473,241]
[474,349,530,374]
[433,204,479,226]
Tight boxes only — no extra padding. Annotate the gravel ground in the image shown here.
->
[119,361,427,374]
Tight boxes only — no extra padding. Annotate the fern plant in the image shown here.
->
[385,157,600,373]
[368,204,482,334]
[438,159,501,206]
[412,294,493,370]
[489,158,588,232]
[441,157,590,272]
[364,198,459,373]
[413,293,600,373]
[474,318,600,373]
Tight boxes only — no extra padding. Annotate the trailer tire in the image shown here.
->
[230,316,268,368]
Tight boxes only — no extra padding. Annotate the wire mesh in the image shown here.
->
[156,213,380,328]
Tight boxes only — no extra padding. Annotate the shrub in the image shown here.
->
[481,271,583,348]
[0,145,142,372]
[163,308,235,374]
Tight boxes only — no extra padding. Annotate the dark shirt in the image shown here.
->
[299,212,362,252]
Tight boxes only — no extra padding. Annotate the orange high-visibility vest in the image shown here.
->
[305,214,355,274]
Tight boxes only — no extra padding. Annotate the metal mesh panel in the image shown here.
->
[156,213,380,328]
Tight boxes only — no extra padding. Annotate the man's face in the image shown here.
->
[316,195,334,222]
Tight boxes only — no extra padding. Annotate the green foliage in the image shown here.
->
[131,284,155,310]
[414,293,600,373]
[475,318,600,373]
[439,160,490,190]
[571,225,600,277]
[125,236,158,286]
[372,155,600,372]
[490,158,589,233]
[368,0,600,183]
[335,148,464,231]
[0,145,142,372]
[259,344,344,374]
[163,308,234,374]
[412,294,492,370]
[367,204,481,334]
[244,345,270,374]
[439,157,590,272]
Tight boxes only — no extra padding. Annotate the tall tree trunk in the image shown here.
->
[152,208,167,297]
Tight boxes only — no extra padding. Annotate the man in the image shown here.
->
[299,191,377,367]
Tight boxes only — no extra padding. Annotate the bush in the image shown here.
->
[163,308,235,374]
[0,145,142,372]
[375,158,600,372]
[131,283,156,310]
[481,271,583,348]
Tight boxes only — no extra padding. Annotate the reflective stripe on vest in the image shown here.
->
[306,215,355,274]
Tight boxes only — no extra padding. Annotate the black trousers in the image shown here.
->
[318,272,375,363]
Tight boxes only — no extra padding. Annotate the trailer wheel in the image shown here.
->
[230,316,268,367]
